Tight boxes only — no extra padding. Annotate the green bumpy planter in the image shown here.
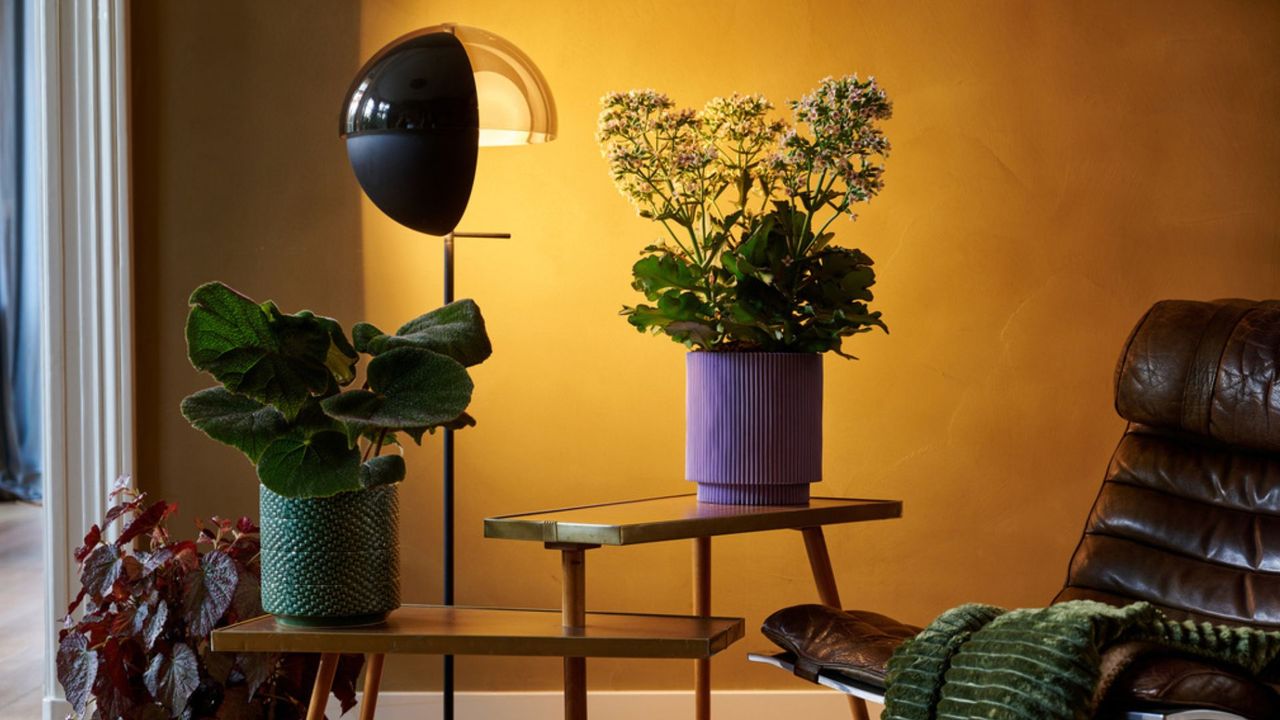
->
[259,483,400,627]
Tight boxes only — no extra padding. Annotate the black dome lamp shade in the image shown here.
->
[340,23,557,236]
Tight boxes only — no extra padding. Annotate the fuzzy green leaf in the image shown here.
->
[297,311,359,386]
[360,455,406,489]
[180,387,287,463]
[321,347,473,432]
[356,300,493,367]
[352,322,384,354]
[256,430,362,498]
[184,282,332,421]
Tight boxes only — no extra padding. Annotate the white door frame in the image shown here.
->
[28,1,134,717]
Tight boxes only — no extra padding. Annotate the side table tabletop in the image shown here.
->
[484,494,903,720]
[212,604,743,720]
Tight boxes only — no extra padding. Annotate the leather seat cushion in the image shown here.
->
[761,603,919,687]
[1100,642,1280,719]
[764,605,1280,717]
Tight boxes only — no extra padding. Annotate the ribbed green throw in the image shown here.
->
[883,600,1280,720]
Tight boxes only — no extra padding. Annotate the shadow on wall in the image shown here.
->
[131,1,365,529]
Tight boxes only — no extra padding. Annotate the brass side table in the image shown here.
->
[484,494,903,720]
[211,604,742,720]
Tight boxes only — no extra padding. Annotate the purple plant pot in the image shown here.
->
[685,352,823,505]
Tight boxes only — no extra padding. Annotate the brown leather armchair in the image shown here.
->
[756,299,1280,720]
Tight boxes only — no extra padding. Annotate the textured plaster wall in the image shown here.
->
[134,0,1280,695]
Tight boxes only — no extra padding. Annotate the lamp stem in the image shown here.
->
[442,232,455,720]
[439,230,505,720]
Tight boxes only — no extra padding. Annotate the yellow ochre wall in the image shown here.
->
[133,0,1280,695]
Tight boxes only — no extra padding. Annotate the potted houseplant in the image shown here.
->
[181,282,490,626]
[58,478,364,719]
[597,76,891,505]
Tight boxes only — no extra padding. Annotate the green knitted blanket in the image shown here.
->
[882,600,1280,720]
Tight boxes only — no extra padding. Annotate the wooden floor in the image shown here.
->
[0,502,42,719]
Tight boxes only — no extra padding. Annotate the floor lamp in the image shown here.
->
[339,24,556,719]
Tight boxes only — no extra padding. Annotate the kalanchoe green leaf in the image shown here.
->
[321,347,473,433]
[180,387,287,464]
[184,282,332,421]
[631,254,702,298]
[355,299,493,367]
[256,430,362,498]
[360,454,406,489]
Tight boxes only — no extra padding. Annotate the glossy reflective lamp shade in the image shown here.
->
[340,23,556,236]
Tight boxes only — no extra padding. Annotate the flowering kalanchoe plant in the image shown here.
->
[57,478,362,719]
[598,76,892,356]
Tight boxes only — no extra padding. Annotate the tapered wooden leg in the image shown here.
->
[800,527,870,720]
[561,546,588,720]
[359,653,384,720]
[307,653,339,720]
[693,537,711,720]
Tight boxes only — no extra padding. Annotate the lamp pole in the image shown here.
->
[440,230,508,720]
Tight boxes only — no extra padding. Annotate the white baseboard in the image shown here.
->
[329,691,881,719]
[44,696,72,720]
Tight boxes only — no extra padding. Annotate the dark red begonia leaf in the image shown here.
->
[332,654,365,713]
[81,544,124,598]
[56,633,98,716]
[65,586,89,616]
[236,652,278,700]
[229,567,263,624]
[75,524,102,562]
[116,501,176,547]
[214,685,264,720]
[182,550,238,637]
[104,500,135,527]
[143,600,168,651]
[144,642,199,715]
[93,638,140,720]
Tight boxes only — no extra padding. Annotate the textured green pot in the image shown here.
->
[259,483,400,627]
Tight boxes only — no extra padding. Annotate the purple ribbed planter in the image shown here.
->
[685,352,823,505]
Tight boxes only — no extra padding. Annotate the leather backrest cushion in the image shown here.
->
[1061,427,1280,627]
[1115,299,1280,453]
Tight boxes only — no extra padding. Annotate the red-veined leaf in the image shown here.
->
[56,633,98,716]
[143,642,199,715]
[116,501,177,547]
[81,544,124,597]
[182,550,238,636]
[75,524,102,562]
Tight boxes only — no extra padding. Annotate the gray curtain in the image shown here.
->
[0,0,40,502]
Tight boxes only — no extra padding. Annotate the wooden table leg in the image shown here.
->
[307,653,339,720]
[558,544,589,720]
[359,653,384,720]
[800,527,870,720]
[693,536,711,720]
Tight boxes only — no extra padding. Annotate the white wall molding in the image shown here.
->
[328,690,868,720]
[32,1,133,718]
